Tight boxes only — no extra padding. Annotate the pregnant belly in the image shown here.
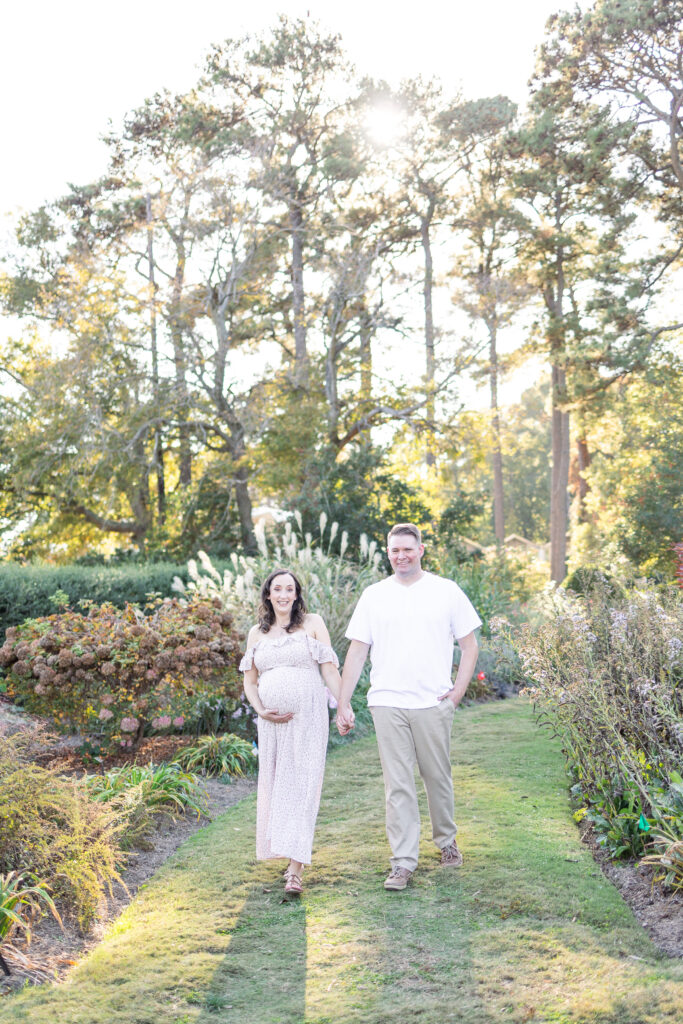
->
[258,669,316,714]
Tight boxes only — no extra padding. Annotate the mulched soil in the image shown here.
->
[579,821,683,959]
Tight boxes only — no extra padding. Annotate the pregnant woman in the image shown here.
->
[240,568,343,896]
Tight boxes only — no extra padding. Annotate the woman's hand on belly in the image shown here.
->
[259,707,294,723]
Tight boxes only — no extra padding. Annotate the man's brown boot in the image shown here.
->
[384,866,413,890]
[440,840,463,866]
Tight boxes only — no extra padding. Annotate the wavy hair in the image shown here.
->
[258,568,307,634]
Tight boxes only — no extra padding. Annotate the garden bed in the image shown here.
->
[0,772,256,993]
[579,820,683,958]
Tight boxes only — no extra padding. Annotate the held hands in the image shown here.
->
[259,708,294,723]
[335,702,355,736]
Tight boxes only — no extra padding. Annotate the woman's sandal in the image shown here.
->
[284,872,303,896]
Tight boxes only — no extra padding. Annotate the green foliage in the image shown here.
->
[0,732,126,930]
[0,562,193,642]
[174,516,384,655]
[441,549,549,638]
[0,871,62,946]
[290,445,434,559]
[175,734,256,777]
[510,577,683,869]
[641,821,683,893]
[84,762,207,821]
[0,599,242,754]
[580,372,683,577]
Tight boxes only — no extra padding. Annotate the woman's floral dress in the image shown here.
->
[239,631,338,865]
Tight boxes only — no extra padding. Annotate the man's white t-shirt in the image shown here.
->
[345,572,482,709]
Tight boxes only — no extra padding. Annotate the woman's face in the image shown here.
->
[268,573,297,617]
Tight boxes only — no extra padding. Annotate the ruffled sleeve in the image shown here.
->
[306,634,339,667]
[239,647,255,672]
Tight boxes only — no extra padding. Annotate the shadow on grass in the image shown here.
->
[193,868,308,1024]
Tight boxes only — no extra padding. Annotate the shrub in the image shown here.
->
[0,599,243,754]
[0,733,126,930]
[441,549,548,637]
[0,562,197,643]
[510,577,683,866]
[184,693,258,742]
[175,734,256,777]
[173,514,384,655]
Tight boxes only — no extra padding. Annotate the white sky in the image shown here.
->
[1,0,582,216]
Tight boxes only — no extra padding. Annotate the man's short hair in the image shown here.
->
[387,523,422,545]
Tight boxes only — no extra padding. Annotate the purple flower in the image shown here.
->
[172,716,184,729]
[98,708,114,721]
[120,716,139,733]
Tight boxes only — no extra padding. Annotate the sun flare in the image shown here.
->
[364,102,406,148]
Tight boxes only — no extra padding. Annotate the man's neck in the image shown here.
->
[393,567,425,587]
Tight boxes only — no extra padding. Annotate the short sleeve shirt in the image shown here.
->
[345,572,482,709]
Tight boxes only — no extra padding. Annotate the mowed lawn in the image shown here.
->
[2,699,681,1024]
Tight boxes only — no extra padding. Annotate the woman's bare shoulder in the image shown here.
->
[246,623,262,646]
[303,612,329,639]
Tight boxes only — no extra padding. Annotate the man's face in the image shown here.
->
[387,533,424,578]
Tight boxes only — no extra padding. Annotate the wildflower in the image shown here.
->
[173,716,185,729]
[477,672,486,681]
[120,716,139,733]
[152,715,171,730]
[100,693,115,705]
[98,708,114,721]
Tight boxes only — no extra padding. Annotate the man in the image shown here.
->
[336,523,481,891]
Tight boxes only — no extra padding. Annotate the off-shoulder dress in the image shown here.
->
[239,631,339,865]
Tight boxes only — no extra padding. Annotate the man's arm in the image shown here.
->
[336,639,370,734]
[438,631,479,709]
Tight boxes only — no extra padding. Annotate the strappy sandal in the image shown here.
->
[284,872,303,896]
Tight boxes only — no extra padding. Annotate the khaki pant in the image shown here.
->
[370,701,457,871]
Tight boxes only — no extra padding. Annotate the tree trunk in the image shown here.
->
[146,193,166,525]
[360,310,372,447]
[208,297,257,554]
[550,361,570,583]
[576,433,591,524]
[488,318,505,544]
[234,463,257,553]
[289,195,308,384]
[421,200,436,465]
[170,244,192,487]
[325,336,340,445]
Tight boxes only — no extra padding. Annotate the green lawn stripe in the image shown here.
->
[1,699,681,1024]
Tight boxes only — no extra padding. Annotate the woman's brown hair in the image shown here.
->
[258,568,307,633]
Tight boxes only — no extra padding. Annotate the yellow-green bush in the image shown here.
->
[0,733,125,930]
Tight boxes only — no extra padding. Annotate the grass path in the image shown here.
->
[2,699,681,1024]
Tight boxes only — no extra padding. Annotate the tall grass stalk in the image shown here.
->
[173,514,383,653]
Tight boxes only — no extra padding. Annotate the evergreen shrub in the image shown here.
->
[0,562,194,642]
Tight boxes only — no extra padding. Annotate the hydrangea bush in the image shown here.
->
[0,599,242,753]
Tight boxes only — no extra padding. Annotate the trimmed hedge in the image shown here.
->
[0,562,196,642]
